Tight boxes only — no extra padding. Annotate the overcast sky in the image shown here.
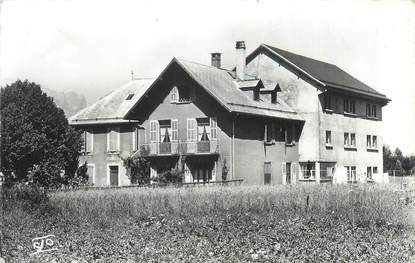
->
[1,0,414,154]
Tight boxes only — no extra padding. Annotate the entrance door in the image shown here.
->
[286,163,291,184]
[109,165,119,186]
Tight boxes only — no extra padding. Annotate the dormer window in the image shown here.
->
[253,89,260,101]
[126,94,134,100]
[271,92,277,104]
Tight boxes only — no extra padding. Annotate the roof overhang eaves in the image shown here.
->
[325,83,390,103]
[70,119,140,126]
[232,110,305,122]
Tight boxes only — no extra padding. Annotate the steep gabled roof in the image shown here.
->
[69,78,154,125]
[247,44,390,102]
[178,59,302,121]
[126,58,303,122]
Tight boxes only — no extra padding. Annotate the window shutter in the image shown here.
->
[86,131,93,153]
[171,120,178,142]
[210,117,217,140]
[281,162,287,185]
[290,163,296,185]
[187,118,196,142]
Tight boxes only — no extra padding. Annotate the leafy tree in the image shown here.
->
[383,145,395,172]
[123,156,150,184]
[394,159,403,176]
[1,80,83,187]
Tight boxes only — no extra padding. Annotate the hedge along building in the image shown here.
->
[125,42,304,185]
[68,79,154,186]
[243,44,390,183]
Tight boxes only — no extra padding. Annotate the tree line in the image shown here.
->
[383,145,415,176]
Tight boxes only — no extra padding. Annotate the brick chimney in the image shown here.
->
[211,53,221,68]
[235,41,246,80]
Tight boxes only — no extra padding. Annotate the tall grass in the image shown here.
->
[49,184,412,227]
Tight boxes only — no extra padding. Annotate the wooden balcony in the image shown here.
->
[139,140,219,156]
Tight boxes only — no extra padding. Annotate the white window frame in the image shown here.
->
[106,163,120,186]
[107,127,120,152]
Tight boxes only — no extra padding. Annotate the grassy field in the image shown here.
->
[2,184,415,262]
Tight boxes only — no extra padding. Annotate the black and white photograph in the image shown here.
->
[0,0,414,262]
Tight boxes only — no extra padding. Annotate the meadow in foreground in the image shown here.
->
[2,184,415,262]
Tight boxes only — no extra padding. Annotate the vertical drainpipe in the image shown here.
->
[232,115,236,180]
[316,88,322,183]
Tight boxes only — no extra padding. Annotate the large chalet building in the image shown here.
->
[69,41,390,186]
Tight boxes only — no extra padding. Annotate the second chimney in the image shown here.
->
[211,53,221,68]
[235,41,246,80]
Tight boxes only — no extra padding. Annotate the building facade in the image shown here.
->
[244,44,389,183]
[69,79,154,186]
[69,41,389,186]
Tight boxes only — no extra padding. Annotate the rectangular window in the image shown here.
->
[367,167,372,180]
[344,133,349,146]
[372,105,377,117]
[171,120,178,142]
[372,136,377,148]
[150,120,159,143]
[107,127,120,152]
[324,94,332,110]
[286,124,294,144]
[271,92,277,104]
[187,118,197,142]
[82,130,93,154]
[367,135,372,148]
[350,133,356,147]
[171,86,178,103]
[326,130,332,145]
[254,89,260,101]
[373,167,378,174]
[210,117,217,140]
[197,118,210,141]
[264,162,272,185]
[366,103,371,117]
[344,99,355,114]
[159,120,172,143]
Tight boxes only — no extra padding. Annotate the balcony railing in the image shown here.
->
[139,140,219,156]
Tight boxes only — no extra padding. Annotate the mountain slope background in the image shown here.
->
[43,88,87,118]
